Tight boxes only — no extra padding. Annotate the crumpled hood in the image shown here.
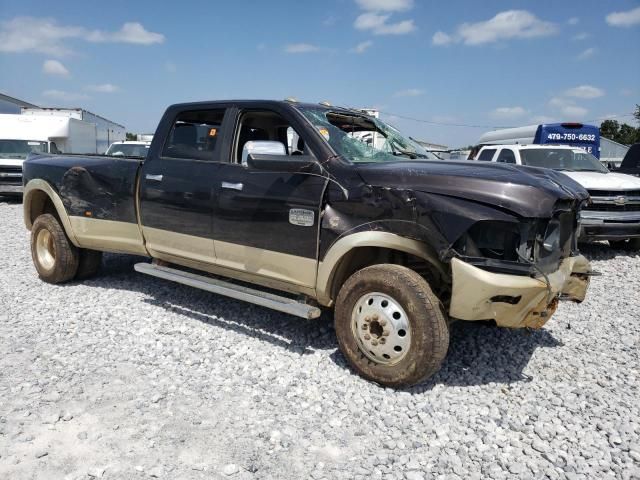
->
[562,171,640,191]
[355,160,589,217]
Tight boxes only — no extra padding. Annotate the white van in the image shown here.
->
[476,144,640,249]
[0,114,96,195]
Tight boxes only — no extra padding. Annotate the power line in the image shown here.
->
[375,110,636,129]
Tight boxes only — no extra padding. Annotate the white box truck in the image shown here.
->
[0,114,100,195]
[20,107,125,154]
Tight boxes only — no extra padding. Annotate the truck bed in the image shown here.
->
[23,153,143,224]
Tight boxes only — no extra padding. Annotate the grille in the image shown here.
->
[0,166,22,174]
[0,166,23,185]
[588,189,640,197]
[584,203,640,212]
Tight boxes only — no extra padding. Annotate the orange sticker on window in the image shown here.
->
[208,128,218,137]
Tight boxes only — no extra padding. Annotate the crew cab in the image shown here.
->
[476,144,640,250]
[23,100,593,387]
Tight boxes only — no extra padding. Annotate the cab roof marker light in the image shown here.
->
[319,101,332,107]
[284,97,298,103]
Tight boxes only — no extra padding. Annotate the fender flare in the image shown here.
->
[23,179,80,247]
[315,231,446,306]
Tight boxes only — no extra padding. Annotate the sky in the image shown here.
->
[0,0,639,147]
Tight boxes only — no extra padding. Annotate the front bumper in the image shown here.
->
[579,211,640,241]
[449,255,591,328]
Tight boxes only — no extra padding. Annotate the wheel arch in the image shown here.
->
[23,179,79,247]
[315,231,449,306]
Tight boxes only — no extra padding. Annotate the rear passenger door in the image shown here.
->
[139,107,230,264]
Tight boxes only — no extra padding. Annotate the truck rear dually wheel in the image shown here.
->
[30,213,79,284]
[334,264,449,387]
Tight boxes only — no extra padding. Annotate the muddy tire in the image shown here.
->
[30,213,79,284]
[610,238,640,250]
[76,249,103,279]
[334,264,449,387]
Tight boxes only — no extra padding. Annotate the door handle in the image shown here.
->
[145,174,163,182]
[221,182,243,191]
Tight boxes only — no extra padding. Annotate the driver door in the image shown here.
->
[211,107,328,288]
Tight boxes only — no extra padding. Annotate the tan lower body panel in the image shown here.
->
[214,240,317,288]
[143,226,214,264]
[151,251,316,297]
[69,216,147,255]
[449,255,591,328]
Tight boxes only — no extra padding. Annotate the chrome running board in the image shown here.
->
[134,262,322,320]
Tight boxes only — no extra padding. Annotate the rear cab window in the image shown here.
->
[477,148,497,161]
[163,109,227,161]
[496,149,516,164]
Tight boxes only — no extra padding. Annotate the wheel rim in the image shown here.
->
[351,292,412,366]
[35,228,56,270]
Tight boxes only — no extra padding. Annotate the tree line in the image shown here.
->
[600,104,640,146]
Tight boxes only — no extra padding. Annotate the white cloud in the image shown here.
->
[576,47,596,60]
[284,43,321,53]
[568,17,579,25]
[355,0,413,12]
[393,88,424,97]
[560,105,588,118]
[548,96,589,119]
[490,106,527,119]
[572,32,589,41]
[606,6,640,27]
[85,83,119,93]
[432,31,453,46]
[87,22,164,45]
[351,40,373,53]
[354,12,415,35]
[353,0,415,35]
[433,10,557,46]
[42,89,89,101]
[42,59,69,77]
[0,16,164,56]
[564,85,604,99]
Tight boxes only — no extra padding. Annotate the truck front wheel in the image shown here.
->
[30,214,79,284]
[334,264,449,387]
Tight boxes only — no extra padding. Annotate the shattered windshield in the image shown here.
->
[298,107,431,163]
[520,148,608,173]
[0,140,48,159]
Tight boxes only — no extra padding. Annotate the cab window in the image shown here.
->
[477,148,496,161]
[496,149,516,164]
[234,110,312,165]
[163,109,226,161]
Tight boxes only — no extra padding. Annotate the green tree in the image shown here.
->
[125,132,137,141]
[600,118,640,145]
[634,104,640,123]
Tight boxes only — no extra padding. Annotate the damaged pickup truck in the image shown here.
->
[22,100,593,387]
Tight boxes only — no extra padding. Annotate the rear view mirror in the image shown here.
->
[241,141,286,166]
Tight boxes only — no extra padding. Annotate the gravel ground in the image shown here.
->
[0,198,639,480]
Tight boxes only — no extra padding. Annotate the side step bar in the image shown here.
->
[134,262,322,320]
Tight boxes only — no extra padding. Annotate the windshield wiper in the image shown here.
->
[390,145,421,159]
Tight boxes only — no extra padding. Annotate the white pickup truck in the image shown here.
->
[476,144,640,249]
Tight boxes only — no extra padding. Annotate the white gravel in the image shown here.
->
[0,198,639,480]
